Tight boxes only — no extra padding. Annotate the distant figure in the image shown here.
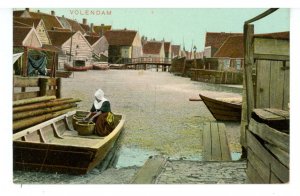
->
[84,89,115,136]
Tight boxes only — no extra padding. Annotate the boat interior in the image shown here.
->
[13,112,122,148]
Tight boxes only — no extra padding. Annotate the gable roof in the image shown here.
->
[213,35,244,58]
[143,41,163,54]
[29,11,63,30]
[164,42,171,52]
[84,35,101,46]
[47,30,76,47]
[205,32,242,50]
[104,30,137,46]
[13,17,42,28]
[254,31,289,40]
[171,45,180,56]
[66,18,85,34]
[13,26,34,46]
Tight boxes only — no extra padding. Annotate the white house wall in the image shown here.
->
[58,32,93,69]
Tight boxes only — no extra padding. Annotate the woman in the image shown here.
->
[85,89,115,136]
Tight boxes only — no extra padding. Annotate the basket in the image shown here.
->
[75,121,95,136]
[72,111,90,130]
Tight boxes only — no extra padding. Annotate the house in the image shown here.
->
[47,30,93,69]
[104,29,142,63]
[213,35,244,71]
[204,32,242,58]
[164,42,171,59]
[13,26,42,48]
[85,35,109,61]
[26,10,64,31]
[142,41,165,62]
[171,45,181,58]
[13,17,51,45]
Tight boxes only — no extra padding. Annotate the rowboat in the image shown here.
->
[64,63,92,71]
[47,69,73,78]
[92,63,109,70]
[199,93,242,121]
[13,110,125,175]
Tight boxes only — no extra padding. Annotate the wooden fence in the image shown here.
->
[13,76,62,101]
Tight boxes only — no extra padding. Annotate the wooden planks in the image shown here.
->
[202,122,231,161]
[246,130,289,183]
[131,156,167,184]
[248,118,289,152]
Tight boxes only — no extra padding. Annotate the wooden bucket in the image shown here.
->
[75,121,95,136]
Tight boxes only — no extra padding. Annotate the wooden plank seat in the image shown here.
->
[202,122,232,161]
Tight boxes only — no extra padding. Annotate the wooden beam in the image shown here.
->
[248,118,289,152]
[254,54,289,62]
[131,156,166,184]
[203,122,212,161]
[244,23,255,124]
[13,95,56,107]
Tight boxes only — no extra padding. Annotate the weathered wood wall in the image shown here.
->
[191,69,243,84]
[13,76,61,101]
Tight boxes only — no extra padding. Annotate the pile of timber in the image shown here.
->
[13,95,81,133]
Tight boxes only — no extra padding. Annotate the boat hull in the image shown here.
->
[13,111,125,175]
[199,94,242,121]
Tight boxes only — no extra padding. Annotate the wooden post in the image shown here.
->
[39,78,49,96]
[56,78,62,98]
[22,47,28,77]
[244,23,255,124]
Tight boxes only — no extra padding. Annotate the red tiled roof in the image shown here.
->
[254,31,289,40]
[205,32,242,50]
[80,23,90,32]
[104,30,137,46]
[171,45,180,56]
[66,18,85,34]
[13,20,31,27]
[13,17,42,28]
[47,31,76,47]
[84,35,101,45]
[213,35,244,58]
[164,42,171,52]
[13,10,26,17]
[52,27,71,32]
[29,12,63,30]
[143,41,163,54]
[13,26,33,46]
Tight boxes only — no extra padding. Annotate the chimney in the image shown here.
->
[83,18,87,25]
[37,10,40,13]
[51,10,55,16]
[90,23,94,33]
[25,8,30,12]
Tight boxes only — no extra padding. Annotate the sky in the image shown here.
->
[26,8,290,51]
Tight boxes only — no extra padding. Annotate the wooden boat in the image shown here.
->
[199,93,242,121]
[64,63,92,71]
[13,110,125,175]
[47,69,73,78]
[92,63,109,70]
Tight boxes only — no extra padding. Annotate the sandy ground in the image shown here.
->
[13,69,243,184]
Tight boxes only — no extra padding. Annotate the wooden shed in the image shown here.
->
[13,17,51,45]
[13,26,42,48]
[142,41,165,62]
[105,29,143,63]
[241,9,289,184]
[47,30,93,69]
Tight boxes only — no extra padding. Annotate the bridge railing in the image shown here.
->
[108,57,172,64]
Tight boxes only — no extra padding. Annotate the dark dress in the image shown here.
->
[90,101,114,136]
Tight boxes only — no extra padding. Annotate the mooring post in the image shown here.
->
[39,78,49,96]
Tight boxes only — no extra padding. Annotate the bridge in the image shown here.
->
[109,57,172,71]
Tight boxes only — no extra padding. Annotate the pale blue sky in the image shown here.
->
[27,8,290,52]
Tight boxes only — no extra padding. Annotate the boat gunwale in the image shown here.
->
[199,93,242,109]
